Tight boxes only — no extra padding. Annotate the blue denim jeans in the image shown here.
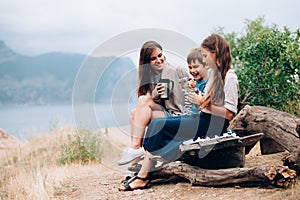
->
[143,112,229,162]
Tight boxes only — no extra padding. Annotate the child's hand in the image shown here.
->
[187,91,202,105]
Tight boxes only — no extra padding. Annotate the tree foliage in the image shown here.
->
[218,17,300,116]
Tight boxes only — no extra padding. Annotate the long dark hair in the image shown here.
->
[200,34,232,108]
[138,41,163,96]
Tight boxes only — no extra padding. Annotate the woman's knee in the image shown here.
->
[138,95,153,103]
[137,95,152,107]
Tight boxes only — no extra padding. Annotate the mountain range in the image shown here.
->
[0,40,137,105]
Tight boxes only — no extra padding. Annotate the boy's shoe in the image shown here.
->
[182,137,204,145]
[118,147,144,165]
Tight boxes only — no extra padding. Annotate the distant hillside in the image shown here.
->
[0,41,16,63]
[0,41,137,105]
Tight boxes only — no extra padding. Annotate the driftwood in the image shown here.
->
[152,162,297,188]
[228,105,300,154]
[282,147,300,176]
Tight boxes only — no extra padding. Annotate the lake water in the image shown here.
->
[0,104,131,140]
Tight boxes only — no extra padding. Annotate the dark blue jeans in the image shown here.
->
[143,112,229,162]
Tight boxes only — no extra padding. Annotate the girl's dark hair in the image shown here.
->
[138,41,163,96]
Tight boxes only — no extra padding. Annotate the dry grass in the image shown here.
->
[0,127,77,199]
[0,126,125,199]
[270,181,300,200]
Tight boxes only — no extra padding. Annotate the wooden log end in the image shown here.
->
[265,166,297,188]
[282,148,300,176]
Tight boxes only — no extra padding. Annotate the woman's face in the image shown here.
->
[201,47,216,68]
[149,48,165,74]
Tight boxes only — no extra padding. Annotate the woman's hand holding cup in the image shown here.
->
[155,83,166,96]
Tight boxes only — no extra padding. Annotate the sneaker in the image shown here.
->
[154,160,164,168]
[182,138,195,145]
[182,137,204,145]
[118,147,144,165]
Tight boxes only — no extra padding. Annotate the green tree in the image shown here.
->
[218,17,300,116]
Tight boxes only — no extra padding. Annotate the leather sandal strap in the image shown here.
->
[122,181,133,191]
[135,176,149,181]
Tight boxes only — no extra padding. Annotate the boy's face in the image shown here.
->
[188,59,207,81]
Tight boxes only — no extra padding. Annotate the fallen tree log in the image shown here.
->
[282,147,300,176]
[228,105,300,154]
[152,162,297,188]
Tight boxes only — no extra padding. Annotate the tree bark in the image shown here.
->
[152,162,297,188]
[282,147,300,176]
[228,105,300,154]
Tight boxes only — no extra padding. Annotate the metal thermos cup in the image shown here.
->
[159,79,174,100]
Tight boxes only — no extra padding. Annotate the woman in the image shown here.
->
[118,34,239,191]
[118,40,189,165]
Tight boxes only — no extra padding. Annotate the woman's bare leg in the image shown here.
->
[137,151,153,178]
[130,95,165,149]
[129,109,136,144]
[118,96,165,165]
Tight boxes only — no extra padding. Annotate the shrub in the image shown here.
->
[58,129,102,165]
[217,16,300,116]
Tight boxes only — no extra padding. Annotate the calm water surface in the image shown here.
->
[0,104,130,140]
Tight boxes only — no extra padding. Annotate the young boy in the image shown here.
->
[186,48,208,114]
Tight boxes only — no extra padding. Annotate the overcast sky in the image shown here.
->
[0,0,299,56]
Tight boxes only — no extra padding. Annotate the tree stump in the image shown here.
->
[228,105,300,154]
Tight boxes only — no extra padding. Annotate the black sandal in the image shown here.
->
[120,172,138,183]
[118,176,150,191]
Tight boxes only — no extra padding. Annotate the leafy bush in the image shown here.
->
[58,129,102,165]
[218,17,300,116]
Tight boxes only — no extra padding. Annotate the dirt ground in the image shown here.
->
[52,138,298,200]
[52,153,298,200]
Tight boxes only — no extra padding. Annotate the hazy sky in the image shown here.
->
[0,0,299,56]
